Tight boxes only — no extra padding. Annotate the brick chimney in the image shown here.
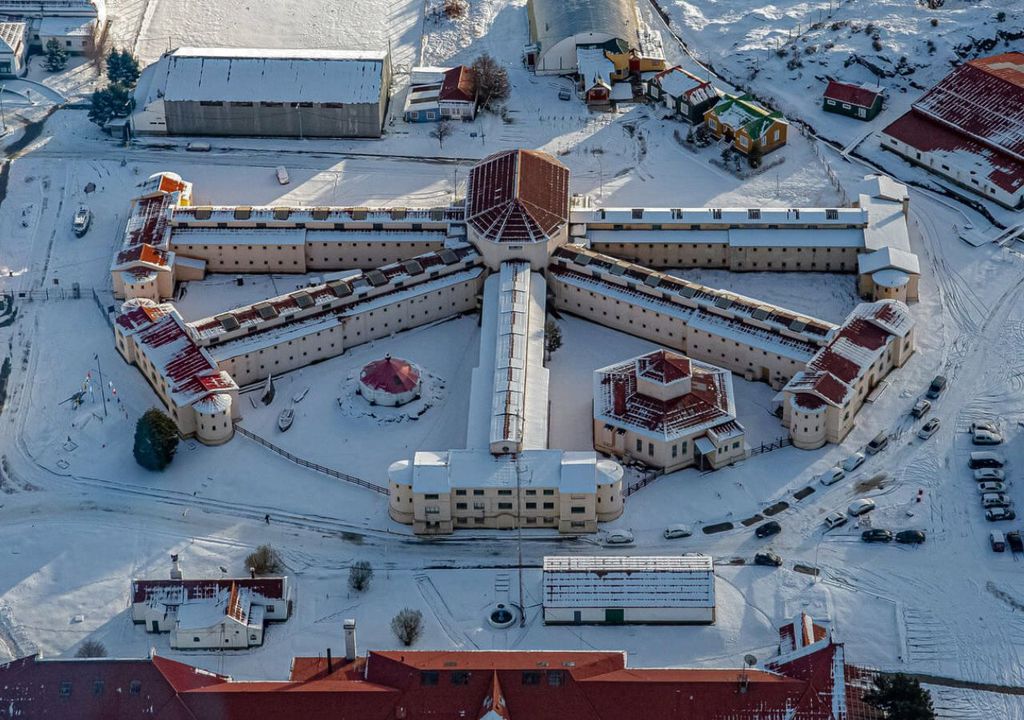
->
[613,379,626,416]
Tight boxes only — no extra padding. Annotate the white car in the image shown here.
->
[848,498,876,517]
[977,482,1007,494]
[918,418,941,440]
[605,530,635,545]
[982,493,1011,509]
[974,468,1006,482]
[972,429,1003,445]
[276,165,290,185]
[663,524,693,539]
[818,467,846,486]
[971,420,999,434]
[842,452,866,472]
[824,511,847,530]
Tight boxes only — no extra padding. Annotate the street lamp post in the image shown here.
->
[93,353,108,417]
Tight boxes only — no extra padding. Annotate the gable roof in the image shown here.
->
[653,66,713,99]
[466,150,570,244]
[823,80,882,108]
[440,65,475,102]
[710,94,786,139]
[159,47,388,104]
[0,22,24,53]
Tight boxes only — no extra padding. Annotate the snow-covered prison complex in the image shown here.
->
[111,150,917,534]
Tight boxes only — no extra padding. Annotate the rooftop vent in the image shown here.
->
[311,208,331,221]
[254,302,278,321]
[678,285,697,299]
[714,295,733,310]
[643,274,661,288]
[403,260,424,276]
[216,314,239,331]
[438,249,459,265]
[233,206,252,221]
[365,270,388,287]
[273,207,291,221]
[751,307,771,321]
[789,318,808,332]
[609,263,626,276]
[575,253,592,266]
[327,280,352,297]
[292,292,314,309]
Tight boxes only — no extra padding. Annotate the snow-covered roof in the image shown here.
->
[405,450,619,494]
[528,0,639,53]
[578,205,866,226]
[594,350,740,442]
[0,22,24,52]
[158,47,389,104]
[37,15,93,36]
[577,47,614,90]
[543,555,714,609]
[857,246,920,275]
[727,227,864,248]
[652,66,712,99]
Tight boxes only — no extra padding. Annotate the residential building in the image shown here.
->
[0,0,100,49]
[593,349,746,472]
[647,66,718,123]
[705,94,788,155]
[0,615,874,719]
[37,15,94,53]
[387,449,625,534]
[822,80,884,121]
[403,65,476,122]
[576,46,615,105]
[543,555,715,624]
[880,52,1024,208]
[781,300,916,449]
[130,555,291,650]
[0,22,26,76]
[132,47,392,138]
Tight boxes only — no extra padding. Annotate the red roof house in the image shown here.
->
[880,52,1024,207]
[822,80,884,120]
[0,616,867,720]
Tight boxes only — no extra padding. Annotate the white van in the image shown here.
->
[990,531,1006,552]
[969,451,1006,469]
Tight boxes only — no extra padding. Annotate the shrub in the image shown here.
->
[544,320,562,356]
[443,0,467,19]
[930,18,939,27]
[391,608,424,646]
[872,38,883,52]
[76,640,107,658]
[132,408,179,471]
[245,545,282,575]
[348,561,374,591]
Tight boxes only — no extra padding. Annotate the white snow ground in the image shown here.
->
[0,1,1022,717]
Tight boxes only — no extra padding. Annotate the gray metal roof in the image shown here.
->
[528,0,639,52]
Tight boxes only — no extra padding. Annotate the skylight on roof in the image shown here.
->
[292,292,314,309]
[365,270,388,287]
[438,249,459,265]
[254,303,278,320]
[216,314,239,331]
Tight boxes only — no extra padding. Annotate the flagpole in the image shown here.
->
[94,354,108,417]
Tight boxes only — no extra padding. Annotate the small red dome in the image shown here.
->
[359,355,420,394]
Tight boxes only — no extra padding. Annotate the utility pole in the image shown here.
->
[94,353,108,417]
[515,454,525,628]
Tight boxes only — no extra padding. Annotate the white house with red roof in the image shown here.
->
[781,299,915,449]
[881,52,1024,208]
[359,354,422,406]
[593,349,746,472]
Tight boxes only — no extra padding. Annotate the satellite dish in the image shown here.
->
[744,654,758,667]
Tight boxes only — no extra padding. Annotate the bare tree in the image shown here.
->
[391,608,423,646]
[245,544,282,575]
[470,54,510,112]
[348,561,374,591]
[430,119,453,149]
[76,640,107,658]
[443,0,467,19]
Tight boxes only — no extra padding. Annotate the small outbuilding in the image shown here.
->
[822,80,884,121]
[359,354,421,406]
[543,555,716,625]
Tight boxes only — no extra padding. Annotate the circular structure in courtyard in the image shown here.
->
[358,355,421,407]
[487,603,518,629]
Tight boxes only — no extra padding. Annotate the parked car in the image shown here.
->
[918,418,941,440]
[754,551,782,567]
[926,375,947,399]
[911,399,931,418]
[663,524,693,539]
[72,206,91,237]
[982,493,1012,509]
[977,482,1007,494]
[558,89,572,101]
[990,531,1006,552]
[842,452,866,472]
[971,420,999,434]
[974,468,1006,482]
[1007,531,1023,552]
[818,467,846,486]
[848,498,877,517]
[862,529,894,543]
[986,507,1016,522]
[275,166,290,185]
[895,530,926,544]
[824,511,848,530]
[755,520,782,539]
[605,530,635,545]
[969,451,1006,469]
[866,431,889,455]
[972,429,1004,445]
[185,141,212,152]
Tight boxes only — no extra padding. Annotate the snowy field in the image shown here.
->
[0,0,1023,716]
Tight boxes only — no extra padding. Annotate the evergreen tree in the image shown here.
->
[88,83,134,127]
[544,319,562,357]
[863,673,935,720]
[107,49,141,87]
[132,408,179,470]
[44,38,68,72]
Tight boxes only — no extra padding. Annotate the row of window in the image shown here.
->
[420,670,565,687]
